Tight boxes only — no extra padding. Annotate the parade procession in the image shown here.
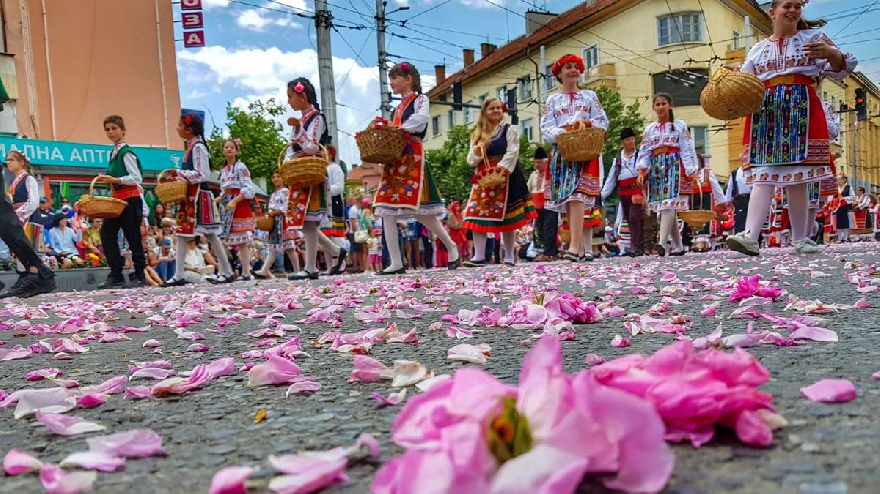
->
[2,1,880,493]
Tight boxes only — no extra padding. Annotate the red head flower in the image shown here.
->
[293,82,305,93]
[551,54,586,77]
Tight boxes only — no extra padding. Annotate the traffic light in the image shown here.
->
[855,88,867,122]
[452,82,462,111]
[506,88,518,125]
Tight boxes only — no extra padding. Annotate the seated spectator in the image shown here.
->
[182,236,218,283]
[49,213,84,268]
[82,218,103,257]
[604,225,620,257]
[149,239,176,282]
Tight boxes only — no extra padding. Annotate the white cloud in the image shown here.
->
[458,0,507,9]
[394,0,410,6]
[235,8,303,31]
[187,89,208,99]
[177,46,381,166]
[202,0,231,8]
[269,0,310,11]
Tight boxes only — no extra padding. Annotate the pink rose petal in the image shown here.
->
[0,348,32,360]
[26,368,63,381]
[447,343,491,364]
[187,343,209,353]
[76,394,107,408]
[143,339,162,348]
[209,466,255,494]
[800,379,858,403]
[60,451,126,472]
[285,380,322,396]
[610,335,631,348]
[247,354,302,387]
[372,389,407,406]
[3,449,43,475]
[39,463,96,494]
[36,412,106,436]
[86,429,165,458]
[130,367,175,380]
[349,355,392,383]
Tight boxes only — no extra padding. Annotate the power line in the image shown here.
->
[406,0,455,21]
[332,26,376,93]
[833,0,880,36]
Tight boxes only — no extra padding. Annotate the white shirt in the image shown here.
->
[540,90,609,144]
[725,167,753,201]
[741,30,857,82]
[466,125,520,172]
[601,149,639,199]
[220,161,256,199]
[326,162,345,197]
[178,139,211,184]
[635,120,699,176]
[111,142,143,187]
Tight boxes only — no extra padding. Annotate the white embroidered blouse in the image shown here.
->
[822,100,841,141]
[635,120,699,176]
[326,162,345,197]
[268,187,290,213]
[396,93,430,135]
[740,29,857,81]
[220,161,256,200]
[466,125,520,172]
[540,90,609,144]
[178,139,211,184]
[286,108,325,160]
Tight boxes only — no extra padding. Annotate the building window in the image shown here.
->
[432,115,441,136]
[520,118,534,142]
[732,29,741,49]
[464,101,474,124]
[582,45,599,70]
[690,126,708,155]
[448,110,455,129]
[479,93,489,105]
[651,68,709,107]
[658,13,704,46]
[831,95,837,109]
[496,86,506,101]
[545,64,557,91]
[517,75,532,101]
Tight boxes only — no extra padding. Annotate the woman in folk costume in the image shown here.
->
[540,53,609,262]
[217,138,258,280]
[635,93,699,257]
[682,155,727,252]
[255,172,300,279]
[5,151,43,272]
[725,0,857,256]
[853,186,871,234]
[372,62,460,275]
[601,127,643,257]
[162,114,235,286]
[320,147,348,274]
[462,97,536,267]
[283,78,346,280]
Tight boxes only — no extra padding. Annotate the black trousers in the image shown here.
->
[538,209,559,256]
[101,196,145,279]
[0,174,53,279]
[619,195,644,252]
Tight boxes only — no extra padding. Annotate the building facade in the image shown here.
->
[424,0,880,190]
[0,0,183,206]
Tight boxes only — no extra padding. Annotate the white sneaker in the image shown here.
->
[726,231,760,256]
[794,240,818,254]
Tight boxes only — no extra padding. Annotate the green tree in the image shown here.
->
[426,124,473,203]
[208,99,287,182]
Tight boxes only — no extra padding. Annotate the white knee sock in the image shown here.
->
[501,231,516,263]
[239,245,252,277]
[416,214,459,262]
[659,210,674,248]
[471,231,487,262]
[745,184,775,241]
[285,249,300,272]
[206,234,233,277]
[261,251,276,275]
[174,237,188,280]
[581,226,594,256]
[317,231,340,256]
[302,222,319,273]
[383,219,404,271]
[786,183,809,242]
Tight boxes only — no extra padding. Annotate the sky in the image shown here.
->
[174,0,880,168]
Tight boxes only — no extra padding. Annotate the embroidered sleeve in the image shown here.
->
[237,162,257,200]
[326,163,345,196]
[677,121,699,175]
[601,157,619,199]
[824,101,841,141]
[119,152,143,186]
[540,95,563,144]
[635,124,654,171]
[585,90,609,130]
[398,95,430,133]
[466,142,482,167]
[709,171,726,204]
[18,176,40,220]
[814,31,857,80]
[276,188,290,212]
[179,143,210,183]
[498,125,520,172]
[294,113,325,156]
[740,43,761,75]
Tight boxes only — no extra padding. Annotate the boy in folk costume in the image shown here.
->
[283,78,346,280]
[833,175,855,242]
[462,98,536,267]
[601,128,644,256]
[540,53,609,262]
[217,138,258,280]
[95,115,148,289]
[636,93,700,257]
[372,62,460,275]
[320,147,348,274]
[726,0,857,256]
[528,147,558,260]
[161,113,235,286]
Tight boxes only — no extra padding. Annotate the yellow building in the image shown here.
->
[822,73,880,194]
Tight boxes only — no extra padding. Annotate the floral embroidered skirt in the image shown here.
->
[219,191,255,246]
[544,145,601,213]
[373,141,445,219]
[647,149,689,212]
[177,185,221,237]
[463,159,536,233]
[744,76,832,187]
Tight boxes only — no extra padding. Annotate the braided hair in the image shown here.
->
[287,78,320,110]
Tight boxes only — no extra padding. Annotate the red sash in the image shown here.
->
[111,184,140,200]
[618,177,642,197]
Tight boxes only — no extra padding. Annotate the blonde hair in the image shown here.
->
[471,98,504,147]
[770,0,827,30]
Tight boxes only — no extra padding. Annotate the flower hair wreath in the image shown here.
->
[551,54,586,77]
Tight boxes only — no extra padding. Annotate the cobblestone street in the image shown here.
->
[1,243,879,494]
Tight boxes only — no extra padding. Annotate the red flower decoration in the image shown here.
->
[551,54,586,77]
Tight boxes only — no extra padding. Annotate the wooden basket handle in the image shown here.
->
[156,169,178,184]
[277,143,293,166]
[89,175,101,197]
[572,120,588,131]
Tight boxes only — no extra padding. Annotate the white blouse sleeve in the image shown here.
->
[498,126,520,172]
[677,121,699,176]
[601,157,619,199]
[327,163,345,196]
[179,143,210,183]
[276,188,290,213]
[635,127,653,171]
[237,162,256,200]
[813,31,857,80]
[294,113,325,156]
[540,96,563,144]
[19,176,40,219]
[466,143,482,167]
[709,171,726,205]
[398,95,430,134]
[585,91,609,130]
[119,152,143,186]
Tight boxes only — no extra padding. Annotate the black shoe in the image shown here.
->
[376,267,406,276]
[579,253,594,262]
[563,251,580,262]
[160,278,187,288]
[504,261,515,267]
[288,271,319,280]
[669,250,686,257]
[98,277,126,290]
[208,275,235,284]
[654,244,666,257]
[462,259,487,268]
[127,277,150,289]
[448,257,461,270]
[328,248,347,275]
[0,275,55,299]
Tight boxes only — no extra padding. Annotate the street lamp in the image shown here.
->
[386,4,409,16]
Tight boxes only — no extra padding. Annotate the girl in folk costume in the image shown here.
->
[601,127,643,256]
[217,138,258,280]
[682,155,727,252]
[255,172,300,278]
[446,201,468,260]
[372,62,460,275]
[162,114,235,287]
[635,93,699,257]
[540,53,609,262]
[284,78,346,280]
[462,98,536,267]
[320,147,347,274]
[5,151,43,273]
[831,176,854,242]
[726,0,857,256]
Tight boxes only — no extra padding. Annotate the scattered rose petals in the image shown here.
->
[209,466,255,494]
[447,343,491,364]
[3,449,43,475]
[40,463,96,494]
[610,334,631,348]
[800,379,858,403]
[35,412,106,436]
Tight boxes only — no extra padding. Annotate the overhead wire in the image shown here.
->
[832,0,880,37]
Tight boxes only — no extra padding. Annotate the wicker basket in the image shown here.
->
[700,67,765,120]
[556,121,606,162]
[76,177,128,219]
[155,169,189,204]
[256,215,275,232]
[357,121,407,164]
[278,143,328,189]
[475,154,507,188]
[678,210,717,229]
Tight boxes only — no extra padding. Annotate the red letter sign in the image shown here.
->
[181,0,203,10]
[183,30,206,48]
[182,12,204,29]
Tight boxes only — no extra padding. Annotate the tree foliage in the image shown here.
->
[593,85,646,167]
[208,99,287,183]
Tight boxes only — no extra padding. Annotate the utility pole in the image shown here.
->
[315,0,339,148]
[375,1,409,120]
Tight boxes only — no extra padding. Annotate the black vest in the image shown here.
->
[292,111,331,154]
[396,94,427,140]
[485,124,510,157]
[10,173,30,204]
